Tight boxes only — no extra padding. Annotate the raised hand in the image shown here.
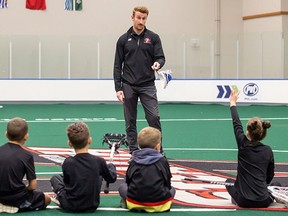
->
[230,89,240,107]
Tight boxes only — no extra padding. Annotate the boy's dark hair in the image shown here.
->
[247,117,271,141]
[66,122,90,149]
[6,117,28,142]
[137,127,161,149]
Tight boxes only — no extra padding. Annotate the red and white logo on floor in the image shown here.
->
[27,147,287,211]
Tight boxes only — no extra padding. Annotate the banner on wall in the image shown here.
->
[0,80,286,103]
[216,82,260,102]
[0,0,8,9]
[26,0,46,10]
[64,0,82,11]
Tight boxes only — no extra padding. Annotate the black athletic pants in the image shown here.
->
[122,83,162,153]
[225,178,274,208]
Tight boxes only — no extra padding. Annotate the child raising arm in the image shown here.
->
[225,90,275,208]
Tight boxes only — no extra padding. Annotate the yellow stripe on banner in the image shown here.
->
[126,200,172,213]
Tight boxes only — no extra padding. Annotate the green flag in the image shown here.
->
[75,0,82,11]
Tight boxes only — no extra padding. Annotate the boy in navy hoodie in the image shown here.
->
[118,126,175,212]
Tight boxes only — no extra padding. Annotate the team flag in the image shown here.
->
[65,0,82,11]
[0,0,8,9]
[26,0,46,10]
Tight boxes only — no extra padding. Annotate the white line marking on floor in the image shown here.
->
[46,206,236,212]
[164,148,288,153]
[1,117,288,123]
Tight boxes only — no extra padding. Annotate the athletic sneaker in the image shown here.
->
[50,196,60,206]
[0,203,19,213]
[269,186,288,207]
[120,198,127,209]
[157,70,172,89]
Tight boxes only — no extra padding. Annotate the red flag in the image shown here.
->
[26,0,46,10]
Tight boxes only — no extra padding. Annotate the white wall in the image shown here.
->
[219,0,243,78]
[243,0,281,16]
[1,0,218,36]
[0,0,244,79]
[1,0,286,79]
[241,0,286,78]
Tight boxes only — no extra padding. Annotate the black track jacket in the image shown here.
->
[114,26,165,92]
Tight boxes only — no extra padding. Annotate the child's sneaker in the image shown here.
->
[0,203,19,213]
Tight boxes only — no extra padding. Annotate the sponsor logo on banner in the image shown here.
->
[216,85,238,99]
[243,83,259,96]
[243,83,259,101]
[216,83,259,101]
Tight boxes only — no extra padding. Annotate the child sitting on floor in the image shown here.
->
[50,122,117,212]
[118,126,175,212]
[0,117,51,213]
[225,90,275,208]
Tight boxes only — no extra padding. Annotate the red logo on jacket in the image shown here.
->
[144,38,151,44]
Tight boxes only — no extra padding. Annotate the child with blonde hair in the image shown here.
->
[118,126,175,212]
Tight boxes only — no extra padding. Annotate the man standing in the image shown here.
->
[113,6,165,154]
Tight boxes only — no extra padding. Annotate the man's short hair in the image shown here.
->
[66,122,90,149]
[6,117,28,142]
[132,6,149,17]
[137,126,161,149]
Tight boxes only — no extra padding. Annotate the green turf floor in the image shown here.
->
[0,103,288,215]
[0,103,287,161]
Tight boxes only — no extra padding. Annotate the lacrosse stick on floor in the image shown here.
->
[182,177,288,207]
[156,70,172,89]
[182,177,235,186]
[102,133,128,194]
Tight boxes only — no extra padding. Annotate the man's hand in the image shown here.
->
[151,62,160,71]
[116,91,125,103]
